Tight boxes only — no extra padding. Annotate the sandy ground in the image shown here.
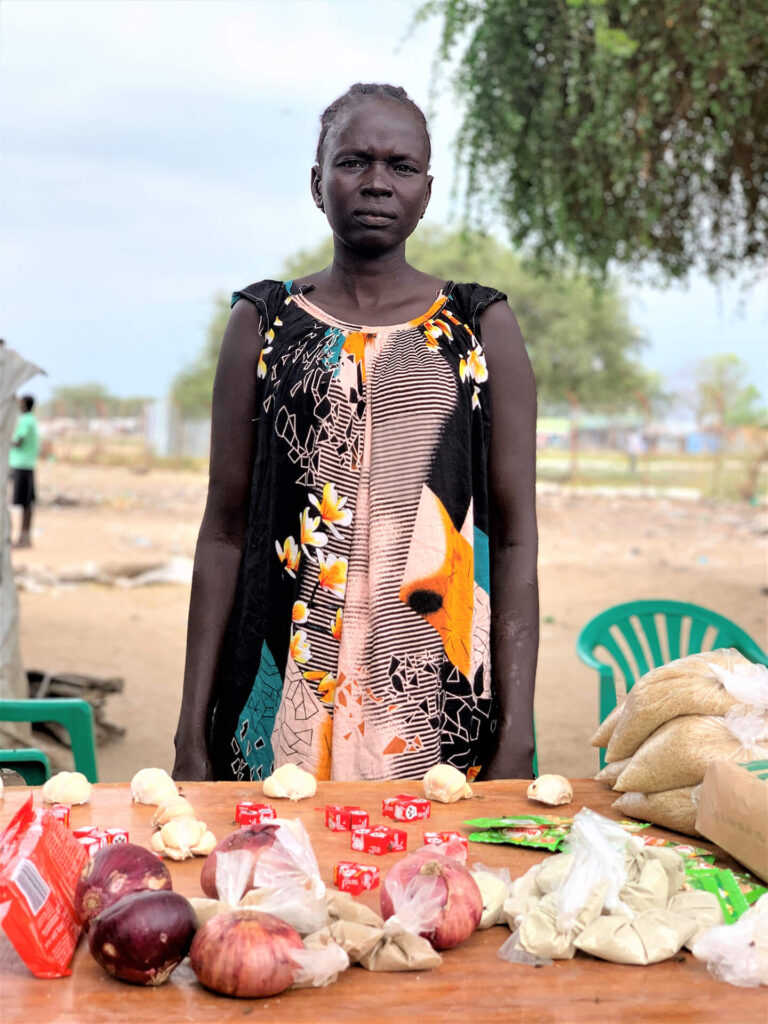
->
[8,462,767,782]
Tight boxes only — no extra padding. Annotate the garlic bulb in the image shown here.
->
[262,763,317,800]
[471,871,509,929]
[423,763,472,803]
[151,815,216,860]
[526,774,573,806]
[152,795,195,827]
[130,767,178,806]
[41,770,92,805]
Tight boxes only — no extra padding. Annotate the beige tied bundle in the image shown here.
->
[592,650,768,835]
[499,809,723,966]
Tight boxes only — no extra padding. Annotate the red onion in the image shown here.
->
[381,848,483,950]
[75,842,172,929]
[200,824,278,898]
[88,890,196,986]
[189,910,303,997]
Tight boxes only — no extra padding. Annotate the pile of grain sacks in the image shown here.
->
[592,649,768,835]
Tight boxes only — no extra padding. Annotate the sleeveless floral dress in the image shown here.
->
[208,279,507,781]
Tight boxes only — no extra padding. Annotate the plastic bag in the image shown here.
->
[692,892,768,987]
[710,660,768,710]
[557,808,633,930]
[250,819,325,901]
[212,821,329,935]
[290,935,350,988]
[497,927,553,967]
[0,796,87,978]
[383,873,444,938]
[471,863,513,928]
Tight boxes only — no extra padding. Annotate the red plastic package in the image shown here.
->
[0,796,88,978]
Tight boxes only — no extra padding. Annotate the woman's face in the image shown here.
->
[312,97,432,255]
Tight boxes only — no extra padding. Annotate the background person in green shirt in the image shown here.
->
[9,395,39,548]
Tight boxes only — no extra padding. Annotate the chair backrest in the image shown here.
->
[0,749,52,785]
[576,600,768,766]
[0,699,98,782]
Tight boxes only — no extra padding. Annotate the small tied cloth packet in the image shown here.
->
[499,808,723,966]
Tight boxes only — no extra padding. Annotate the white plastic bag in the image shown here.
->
[710,661,768,710]
[497,927,553,967]
[557,808,634,931]
[692,893,768,987]
[290,939,350,988]
[383,873,445,938]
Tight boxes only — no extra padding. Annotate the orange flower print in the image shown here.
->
[331,608,343,641]
[257,345,272,379]
[459,347,488,385]
[305,670,337,705]
[423,317,453,351]
[299,507,328,555]
[309,483,353,538]
[289,629,311,664]
[292,600,309,624]
[275,536,301,577]
[316,551,348,599]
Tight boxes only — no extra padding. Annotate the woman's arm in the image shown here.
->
[172,299,265,780]
[478,300,539,780]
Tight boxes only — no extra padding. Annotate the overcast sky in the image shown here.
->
[2,0,766,406]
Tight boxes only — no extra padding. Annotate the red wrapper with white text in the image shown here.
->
[0,796,87,978]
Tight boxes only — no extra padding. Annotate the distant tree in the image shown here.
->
[285,226,648,473]
[692,353,766,496]
[170,295,230,417]
[422,0,768,279]
[45,384,147,419]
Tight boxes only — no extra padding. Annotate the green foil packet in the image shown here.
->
[685,864,768,923]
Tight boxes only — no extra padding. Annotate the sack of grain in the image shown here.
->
[594,758,631,787]
[612,787,700,837]
[614,707,768,793]
[590,700,626,749]
[605,648,751,763]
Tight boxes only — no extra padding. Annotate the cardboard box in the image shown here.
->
[695,759,768,882]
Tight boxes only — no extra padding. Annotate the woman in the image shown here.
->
[173,83,538,783]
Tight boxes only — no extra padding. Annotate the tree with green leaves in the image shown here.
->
[175,228,650,460]
[691,352,766,497]
[46,384,147,418]
[170,295,230,417]
[422,0,768,279]
[289,227,650,473]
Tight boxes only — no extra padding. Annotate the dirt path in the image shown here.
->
[10,463,767,782]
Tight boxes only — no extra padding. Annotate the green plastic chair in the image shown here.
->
[0,699,99,783]
[0,748,52,785]
[576,600,768,767]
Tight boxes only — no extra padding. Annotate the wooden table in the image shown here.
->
[1,780,764,1023]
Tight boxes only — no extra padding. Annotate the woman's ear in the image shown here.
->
[420,175,434,219]
[310,165,324,211]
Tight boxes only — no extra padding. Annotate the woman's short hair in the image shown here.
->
[316,83,431,166]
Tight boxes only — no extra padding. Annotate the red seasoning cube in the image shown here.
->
[47,804,71,828]
[72,826,99,840]
[235,801,258,823]
[388,796,432,822]
[333,861,380,894]
[238,803,277,826]
[351,825,407,855]
[423,830,469,855]
[347,808,369,829]
[326,805,369,831]
[104,827,130,844]
[77,836,101,857]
